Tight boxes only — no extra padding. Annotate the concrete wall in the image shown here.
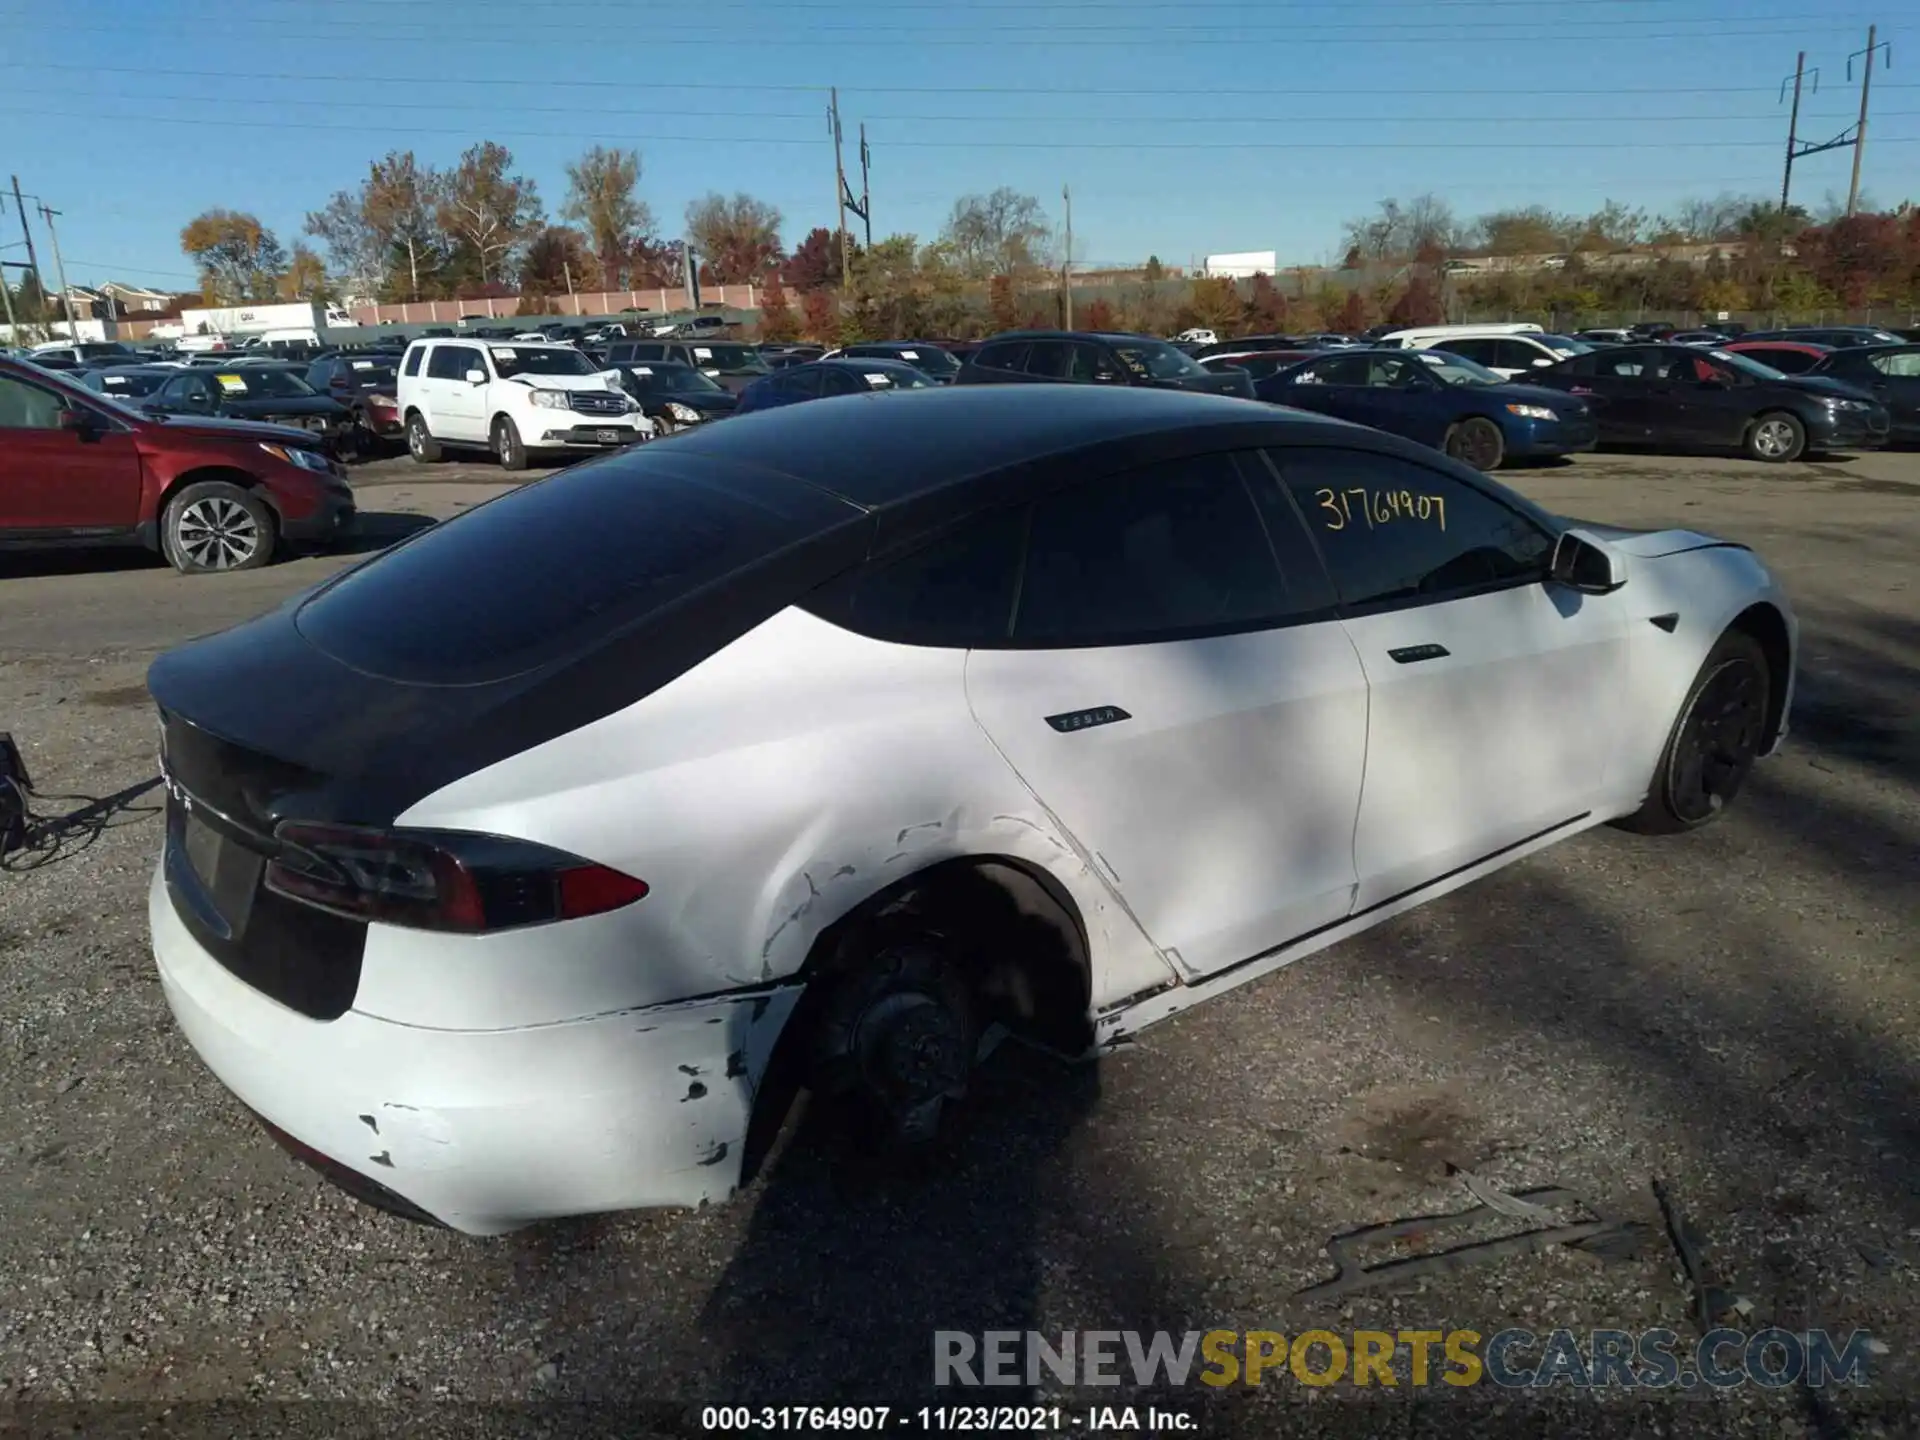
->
[348,285,761,325]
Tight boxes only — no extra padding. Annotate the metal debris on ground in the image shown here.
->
[1295,1169,1652,1301]
[1653,1176,1754,1334]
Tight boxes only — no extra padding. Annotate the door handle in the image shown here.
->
[1388,643,1450,664]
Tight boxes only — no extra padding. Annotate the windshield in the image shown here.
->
[870,345,958,375]
[340,359,399,388]
[1111,340,1207,381]
[215,369,318,398]
[489,345,596,378]
[624,362,725,394]
[87,370,167,397]
[683,343,766,371]
[86,389,152,422]
[1419,352,1504,386]
[1706,349,1787,382]
[1537,334,1592,356]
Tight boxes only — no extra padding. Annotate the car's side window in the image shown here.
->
[1874,351,1920,378]
[784,368,827,398]
[402,347,425,376]
[0,373,67,429]
[974,341,1029,373]
[1294,354,1368,386]
[1024,341,1071,379]
[1013,451,1301,647]
[1440,338,1496,366]
[819,504,1029,648]
[1497,339,1547,371]
[1592,348,1653,379]
[1272,447,1556,614]
[424,345,467,381]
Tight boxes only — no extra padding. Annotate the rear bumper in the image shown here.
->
[149,865,800,1234]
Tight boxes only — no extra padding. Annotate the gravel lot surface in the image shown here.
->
[1,444,1917,1438]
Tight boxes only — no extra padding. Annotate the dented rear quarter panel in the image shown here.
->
[388,606,1179,1032]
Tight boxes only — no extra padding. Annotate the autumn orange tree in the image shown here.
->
[800,287,838,342]
[759,271,799,342]
[987,274,1018,331]
[180,209,286,302]
[1082,296,1116,330]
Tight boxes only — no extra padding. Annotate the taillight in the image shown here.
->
[263,822,648,933]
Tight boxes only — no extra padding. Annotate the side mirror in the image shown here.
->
[1532,357,1553,367]
[58,407,93,433]
[465,369,488,385]
[1549,529,1626,595]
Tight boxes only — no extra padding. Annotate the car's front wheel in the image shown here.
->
[406,412,443,463]
[492,415,528,471]
[160,481,277,575]
[1445,416,1506,471]
[1745,411,1805,462]
[1618,629,1771,834]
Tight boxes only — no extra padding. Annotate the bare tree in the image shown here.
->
[941,188,1052,279]
[685,192,784,283]
[304,191,383,305]
[436,141,543,287]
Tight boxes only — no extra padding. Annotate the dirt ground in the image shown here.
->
[0,444,1916,1438]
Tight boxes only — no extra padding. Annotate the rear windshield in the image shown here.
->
[684,344,765,371]
[294,455,805,685]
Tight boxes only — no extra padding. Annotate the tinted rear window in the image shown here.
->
[294,457,814,685]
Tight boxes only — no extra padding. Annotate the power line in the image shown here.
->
[5,84,1908,126]
[0,17,1871,46]
[10,61,1918,97]
[5,104,1915,150]
[81,0,1870,10]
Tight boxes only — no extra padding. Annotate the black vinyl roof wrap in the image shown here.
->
[146,387,1354,826]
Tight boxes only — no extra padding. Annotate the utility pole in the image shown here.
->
[37,204,79,340]
[1778,53,1854,215]
[1061,184,1073,329]
[828,88,851,286]
[0,262,18,332]
[563,259,576,314]
[856,124,872,248]
[1780,52,1809,211]
[1846,25,1890,216]
[9,177,42,318]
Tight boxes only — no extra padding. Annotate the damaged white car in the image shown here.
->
[147,385,1795,1234]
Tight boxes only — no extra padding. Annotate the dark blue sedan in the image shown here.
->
[734,357,933,415]
[1255,348,1597,470]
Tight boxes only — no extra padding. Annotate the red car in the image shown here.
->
[0,356,356,574]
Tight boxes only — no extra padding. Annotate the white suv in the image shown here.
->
[397,338,652,469]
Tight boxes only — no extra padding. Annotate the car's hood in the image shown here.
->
[1562,519,1742,558]
[1156,370,1256,399]
[503,373,622,392]
[1773,373,1876,402]
[661,389,739,411]
[144,414,329,446]
[219,396,349,420]
[1484,381,1589,410]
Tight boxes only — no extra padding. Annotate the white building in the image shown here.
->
[1203,251,1279,279]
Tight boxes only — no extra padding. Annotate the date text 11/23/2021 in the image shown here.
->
[700,1406,1196,1432]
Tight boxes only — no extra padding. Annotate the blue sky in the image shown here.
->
[1,0,1913,289]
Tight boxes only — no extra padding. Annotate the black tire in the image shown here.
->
[159,481,277,574]
[811,937,978,1154]
[406,412,443,463]
[1445,416,1506,471]
[1617,629,1771,834]
[492,415,528,471]
[1744,410,1805,463]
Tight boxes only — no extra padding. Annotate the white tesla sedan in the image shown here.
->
[147,386,1795,1234]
